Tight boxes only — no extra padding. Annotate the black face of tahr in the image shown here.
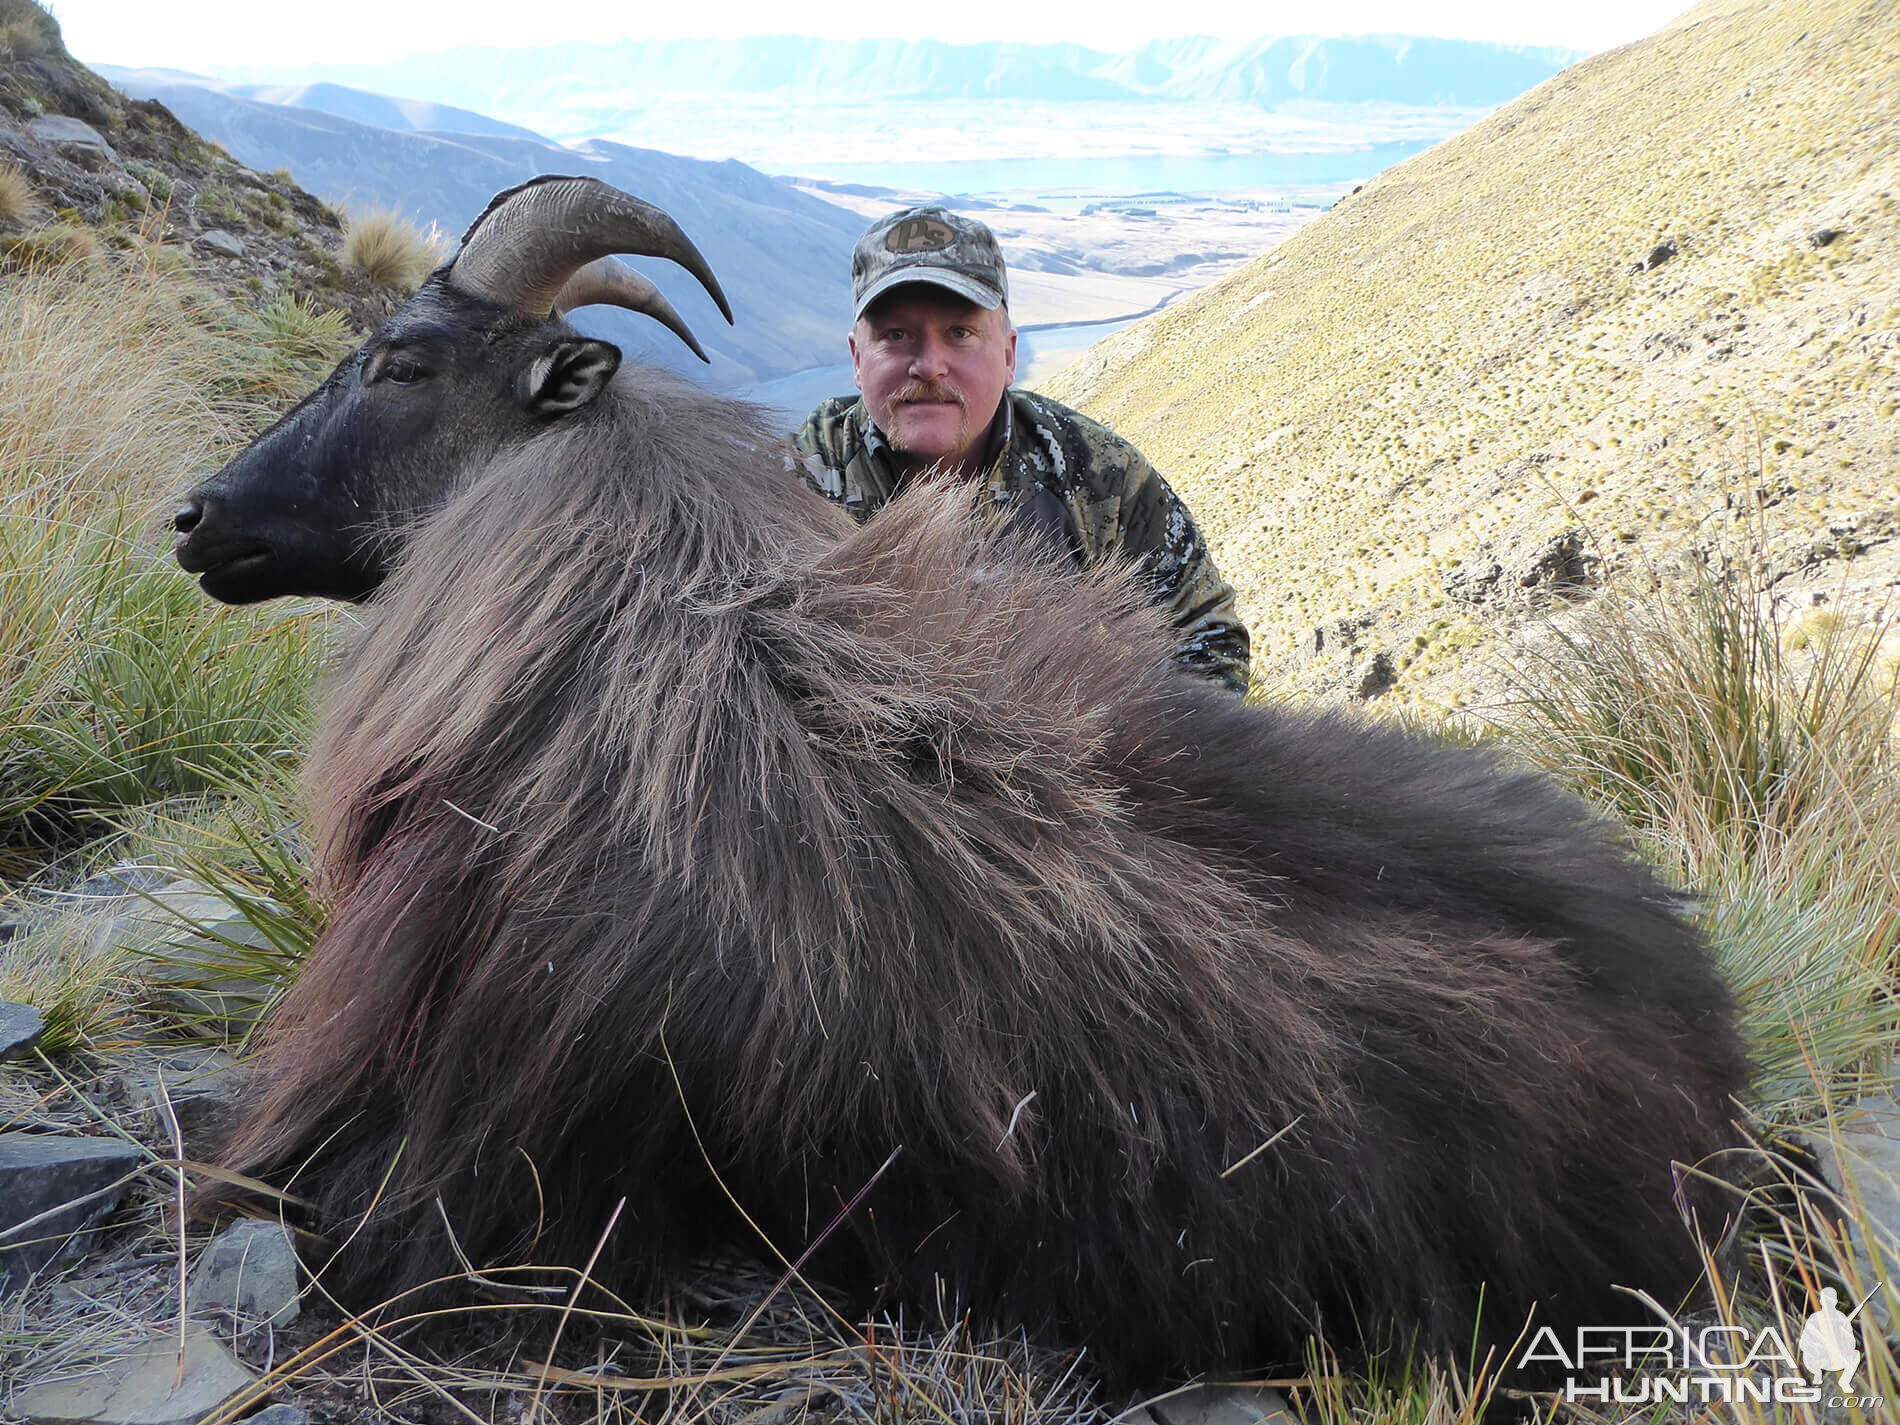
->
[173,276,620,604]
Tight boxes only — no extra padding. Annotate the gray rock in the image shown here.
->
[188,1219,300,1328]
[1351,649,1396,700]
[107,878,286,1033]
[11,1326,255,1425]
[26,114,119,167]
[119,1049,248,1157]
[196,228,245,258]
[244,1408,310,1425]
[1511,528,1591,595]
[71,864,173,901]
[1150,1385,1300,1425]
[1444,556,1504,604]
[1635,238,1677,272]
[0,1134,144,1292]
[1804,1091,1900,1334]
[1,999,45,1059]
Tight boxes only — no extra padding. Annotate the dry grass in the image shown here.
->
[166,1262,1115,1425]
[0,257,242,506]
[0,255,344,871]
[340,208,446,291]
[0,165,33,227]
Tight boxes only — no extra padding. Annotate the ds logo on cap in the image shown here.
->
[850,205,1010,319]
[886,218,956,253]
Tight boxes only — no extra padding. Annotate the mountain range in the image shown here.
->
[208,34,1582,114]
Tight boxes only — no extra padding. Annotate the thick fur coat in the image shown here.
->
[211,369,1748,1383]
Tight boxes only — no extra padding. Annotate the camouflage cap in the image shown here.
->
[851,206,1009,321]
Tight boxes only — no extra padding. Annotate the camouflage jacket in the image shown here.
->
[788,389,1251,694]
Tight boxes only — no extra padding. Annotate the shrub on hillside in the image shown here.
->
[340,208,445,291]
[1506,559,1898,872]
[1503,555,1899,1119]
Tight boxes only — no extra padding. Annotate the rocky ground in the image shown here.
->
[1,3,399,332]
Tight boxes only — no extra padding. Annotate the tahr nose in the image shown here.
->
[173,499,204,535]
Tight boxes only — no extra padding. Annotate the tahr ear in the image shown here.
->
[520,338,621,417]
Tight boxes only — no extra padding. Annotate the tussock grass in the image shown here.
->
[1504,552,1899,1102]
[340,207,445,290]
[2,222,100,270]
[0,254,343,871]
[1507,565,1899,875]
[0,912,137,1054]
[0,165,33,227]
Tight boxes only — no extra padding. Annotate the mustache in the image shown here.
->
[892,380,967,407]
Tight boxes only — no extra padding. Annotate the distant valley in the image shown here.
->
[101,67,1338,406]
[99,34,1579,413]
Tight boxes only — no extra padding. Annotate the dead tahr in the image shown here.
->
[180,177,1749,1386]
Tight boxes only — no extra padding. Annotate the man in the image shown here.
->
[790,205,1251,694]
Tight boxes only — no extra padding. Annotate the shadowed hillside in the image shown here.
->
[1049,0,1898,712]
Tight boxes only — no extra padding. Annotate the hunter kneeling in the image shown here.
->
[792,205,1252,694]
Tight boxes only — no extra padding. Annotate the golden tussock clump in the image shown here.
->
[340,208,446,291]
[0,165,35,227]
[2,221,101,270]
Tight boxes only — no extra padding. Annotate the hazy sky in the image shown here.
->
[48,0,1693,72]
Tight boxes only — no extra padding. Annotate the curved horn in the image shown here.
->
[448,175,733,329]
[554,257,710,363]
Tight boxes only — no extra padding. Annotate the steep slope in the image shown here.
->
[100,68,865,385]
[0,4,386,330]
[1049,0,1899,710]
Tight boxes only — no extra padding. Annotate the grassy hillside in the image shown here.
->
[1049,0,1898,713]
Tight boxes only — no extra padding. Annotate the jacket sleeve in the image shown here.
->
[1112,449,1253,696]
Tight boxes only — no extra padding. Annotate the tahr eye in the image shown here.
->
[380,358,428,386]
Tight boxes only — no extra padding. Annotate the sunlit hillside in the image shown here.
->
[1049,0,1899,712]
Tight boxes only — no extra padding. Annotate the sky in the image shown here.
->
[46,0,1693,72]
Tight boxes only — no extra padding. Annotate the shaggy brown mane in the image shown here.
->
[206,364,1747,1386]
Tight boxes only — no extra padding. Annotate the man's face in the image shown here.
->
[850,286,1017,473]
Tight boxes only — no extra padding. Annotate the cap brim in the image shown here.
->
[853,268,1006,322]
